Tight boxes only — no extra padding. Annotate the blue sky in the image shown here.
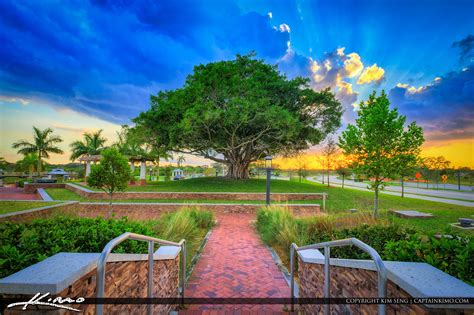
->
[0,0,473,165]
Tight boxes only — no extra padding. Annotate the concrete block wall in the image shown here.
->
[297,251,474,314]
[65,183,326,201]
[1,251,181,314]
[24,183,65,194]
[0,202,321,223]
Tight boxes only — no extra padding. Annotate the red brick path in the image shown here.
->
[180,213,291,314]
[0,187,40,200]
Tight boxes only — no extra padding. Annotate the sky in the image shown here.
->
[0,0,473,167]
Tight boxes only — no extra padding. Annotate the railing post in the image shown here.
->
[181,240,186,307]
[290,243,295,312]
[95,233,185,315]
[323,193,326,212]
[378,270,387,315]
[324,246,330,315]
[147,241,154,315]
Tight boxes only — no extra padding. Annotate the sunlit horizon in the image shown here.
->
[1,1,473,168]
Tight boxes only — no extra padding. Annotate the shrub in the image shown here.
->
[87,148,131,204]
[0,216,153,278]
[0,208,214,278]
[255,207,473,285]
[17,180,30,188]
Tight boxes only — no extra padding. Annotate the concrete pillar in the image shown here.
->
[139,161,146,185]
[85,161,91,178]
[129,162,136,184]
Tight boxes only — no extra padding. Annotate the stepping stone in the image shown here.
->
[391,210,434,218]
[434,234,453,240]
[450,223,474,230]
[458,218,474,227]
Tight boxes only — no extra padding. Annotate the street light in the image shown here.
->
[265,156,272,206]
[149,167,153,181]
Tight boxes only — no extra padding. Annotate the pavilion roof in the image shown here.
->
[128,155,155,162]
[78,155,102,162]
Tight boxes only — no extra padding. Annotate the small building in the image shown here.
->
[78,155,102,178]
[47,168,70,181]
[47,168,69,176]
[172,169,184,180]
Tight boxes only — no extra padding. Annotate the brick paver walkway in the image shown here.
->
[0,187,40,200]
[180,213,291,314]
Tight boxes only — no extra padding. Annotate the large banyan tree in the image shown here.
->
[134,54,343,179]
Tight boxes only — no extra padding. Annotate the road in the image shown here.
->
[399,181,472,191]
[308,175,474,207]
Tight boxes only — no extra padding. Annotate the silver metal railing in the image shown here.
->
[95,232,186,315]
[290,237,387,315]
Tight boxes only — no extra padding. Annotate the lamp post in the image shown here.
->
[265,156,272,206]
[149,167,153,181]
[457,170,461,191]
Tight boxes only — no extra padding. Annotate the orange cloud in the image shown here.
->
[357,64,385,84]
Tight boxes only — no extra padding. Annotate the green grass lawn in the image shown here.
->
[0,201,62,215]
[75,177,322,192]
[56,177,474,235]
[46,188,88,201]
[297,179,474,235]
[45,188,322,204]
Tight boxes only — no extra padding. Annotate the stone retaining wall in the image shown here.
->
[24,183,65,193]
[0,202,321,222]
[0,202,78,223]
[298,258,470,314]
[66,183,326,201]
[3,256,180,314]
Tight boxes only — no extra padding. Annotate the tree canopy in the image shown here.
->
[70,129,107,161]
[134,54,342,179]
[87,148,131,204]
[339,91,424,216]
[12,126,63,173]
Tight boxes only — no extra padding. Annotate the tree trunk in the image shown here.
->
[342,174,345,188]
[401,177,404,198]
[327,169,330,187]
[37,154,42,176]
[374,184,379,218]
[156,160,160,182]
[226,161,250,179]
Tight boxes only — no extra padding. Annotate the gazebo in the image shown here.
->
[128,155,155,186]
[78,155,102,178]
[172,169,184,180]
[47,168,70,180]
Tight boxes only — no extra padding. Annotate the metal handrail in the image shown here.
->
[96,232,186,315]
[290,237,387,315]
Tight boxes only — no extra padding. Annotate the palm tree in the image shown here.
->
[70,130,107,161]
[177,155,186,167]
[150,147,172,182]
[12,127,63,174]
[15,153,41,176]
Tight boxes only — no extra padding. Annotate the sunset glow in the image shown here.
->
[0,1,472,168]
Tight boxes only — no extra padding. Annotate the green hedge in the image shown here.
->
[256,207,473,285]
[0,208,214,278]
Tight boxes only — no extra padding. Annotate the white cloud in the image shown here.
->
[0,96,30,106]
[279,23,291,33]
[343,53,364,78]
